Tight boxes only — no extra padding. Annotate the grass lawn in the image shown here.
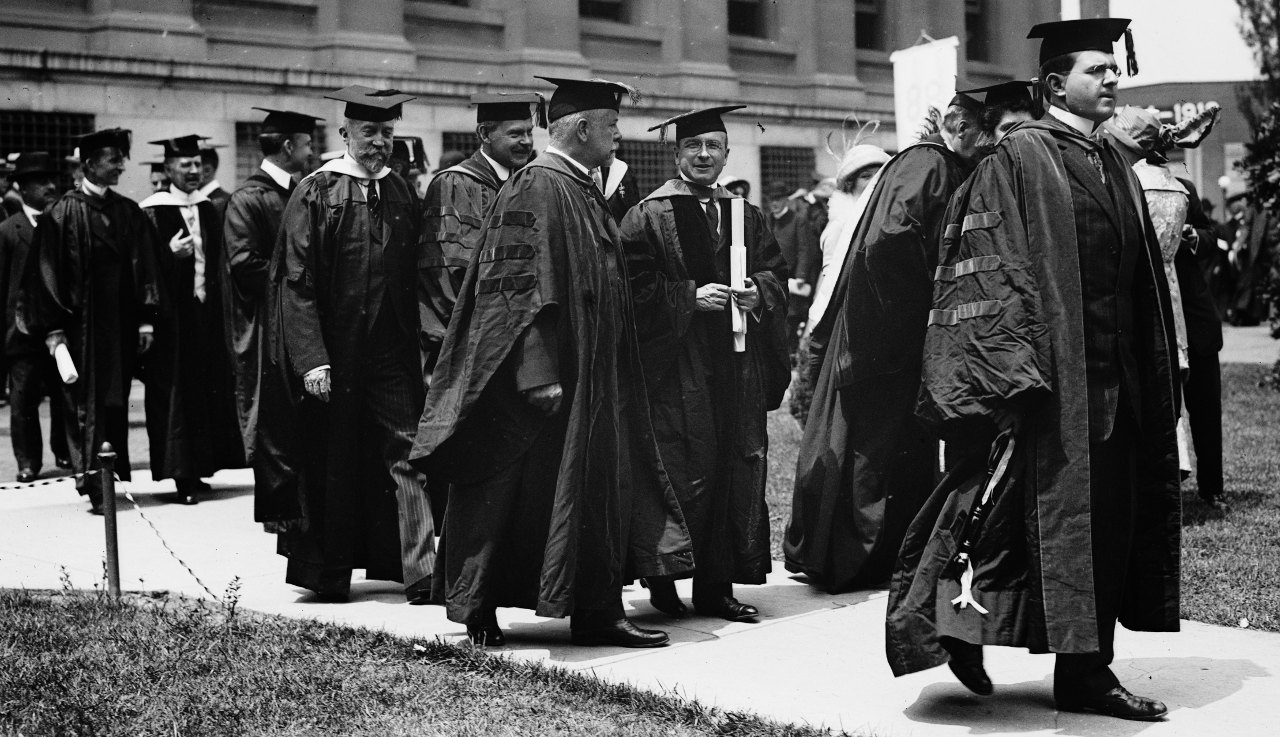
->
[0,587,845,737]
[762,363,1280,633]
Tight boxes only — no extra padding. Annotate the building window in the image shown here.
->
[0,110,94,191]
[855,0,883,50]
[965,0,990,62]
[441,131,480,161]
[234,121,328,186]
[760,146,816,193]
[579,0,626,23]
[618,141,675,201]
[728,0,767,38]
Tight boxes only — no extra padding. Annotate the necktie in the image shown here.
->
[366,180,380,215]
[704,199,720,239]
[180,205,206,303]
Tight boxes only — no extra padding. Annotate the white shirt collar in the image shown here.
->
[479,149,511,182]
[544,145,591,176]
[198,180,222,197]
[22,203,41,227]
[1047,104,1101,137]
[81,178,108,197]
[260,159,294,189]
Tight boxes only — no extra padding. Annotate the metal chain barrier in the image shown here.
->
[111,471,220,601]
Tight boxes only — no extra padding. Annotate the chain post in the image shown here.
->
[99,442,121,599]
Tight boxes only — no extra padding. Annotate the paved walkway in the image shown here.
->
[3,472,1278,737]
[3,326,1278,736]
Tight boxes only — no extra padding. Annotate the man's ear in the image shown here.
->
[1044,72,1067,98]
[338,125,349,141]
[475,123,489,144]
[577,118,591,143]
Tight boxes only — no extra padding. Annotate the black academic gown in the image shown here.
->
[620,179,789,587]
[784,136,972,592]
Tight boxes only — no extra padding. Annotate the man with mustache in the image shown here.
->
[269,85,435,604]
[0,152,69,482]
[785,83,991,594]
[21,128,160,513]
[419,91,542,375]
[888,19,1180,722]
[140,135,244,505]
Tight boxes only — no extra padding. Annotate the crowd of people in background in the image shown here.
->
[0,12,1263,724]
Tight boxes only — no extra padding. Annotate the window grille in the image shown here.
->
[618,141,675,201]
[441,131,480,161]
[760,146,816,193]
[0,110,95,192]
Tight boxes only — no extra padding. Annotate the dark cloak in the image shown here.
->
[784,137,972,592]
[886,120,1182,677]
[411,152,694,622]
[221,170,293,461]
[141,197,245,479]
[619,178,789,585]
[19,189,161,488]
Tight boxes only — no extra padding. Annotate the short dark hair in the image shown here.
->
[981,96,1038,134]
[1038,52,1081,104]
[200,148,219,168]
[259,132,287,156]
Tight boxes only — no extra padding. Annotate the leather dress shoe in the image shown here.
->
[312,590,349,603]
[405,581,433,606]
[170,491,199,505]
[643,579,688,618]
[694,595,759,622]
[55,457,72,470]
[941,638,992,696]
[89,501,104,516]
[465,611,506,647]
[571,618,669,648]
[1057,685,1168,721]
[16,469,37,483]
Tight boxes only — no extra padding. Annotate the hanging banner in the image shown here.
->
[888,36,960,151]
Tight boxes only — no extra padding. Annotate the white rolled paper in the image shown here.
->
[729,198,747,353]
[54,342,79,384]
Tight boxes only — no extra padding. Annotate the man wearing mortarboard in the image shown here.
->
[269,85,435,604]
[0,152,70,481]
[142,161,170,194]
[410,76,693,648]
[962,79,1040,143]
[887,19,1180,722]
[19,128,161,513]
[221,107,318,517]
[198,144,230,219]
[785,79,991,594]
[419,91,544,375]
[618,105,789,622]
[139,134,245,505]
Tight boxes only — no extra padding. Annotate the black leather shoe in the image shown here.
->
[170,491,199,505]
[406,579,433,606]
[312,590,349,603]
[89,501,104,516]
[571,618,669,648]
[643,579,688,618]
[694,595,759,622]
[55,457,72,470]
[1057,685,1168,721]
[941,637,992,696]
[16,469,36,483]
[465,610,506,647]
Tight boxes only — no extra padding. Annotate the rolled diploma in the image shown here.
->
[730,198,747,352]
[54,342,79,384]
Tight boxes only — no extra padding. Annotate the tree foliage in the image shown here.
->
[1235,1,1280,207]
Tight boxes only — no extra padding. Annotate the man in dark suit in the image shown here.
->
[1177,179,1224,504]
[0,152,68,481]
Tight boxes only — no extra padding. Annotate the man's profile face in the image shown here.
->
[149,172,170,193]
[200,160,217,187]
[485,119,535,170]
[582,110,621,169]
[674,131,729,188]
[84,148,126,187]
[1059,50,1120,122]
[994,110,1035,142]
[166,156,203,194]
[287,133,314,173]
[343,119,395,173]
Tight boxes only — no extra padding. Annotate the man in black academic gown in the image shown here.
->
[221,107,319,513]
[0,152,68,481]
[887,19,1181,722]
[21,128,161,513]
[271,85,435,603]
[785,83,990,593]
[140,135,245,504]
[620,105,789,622]
[411,77,694,648]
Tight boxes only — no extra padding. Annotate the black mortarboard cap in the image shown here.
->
[391,137,428,168]
[471,92,548,128]
[948,78,984,116]
[139,161,167,174]
[148,135,204,159]
[535,76,639,122]
[648,105,747,143]
[324,84,416,123]
[958,80,1035,108]
[253,107,323,135]
[1028,18,1137,75]
[74,128,132,160]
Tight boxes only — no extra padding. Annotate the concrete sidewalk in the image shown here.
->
[3,473,1276,737]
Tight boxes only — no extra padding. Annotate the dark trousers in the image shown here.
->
[9,353,68,472]
[1054,406,1137,698]
[1185,348,1224,499]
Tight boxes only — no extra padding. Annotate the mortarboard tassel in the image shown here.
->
[1124,28,1139,77]
[535,95,548,129]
